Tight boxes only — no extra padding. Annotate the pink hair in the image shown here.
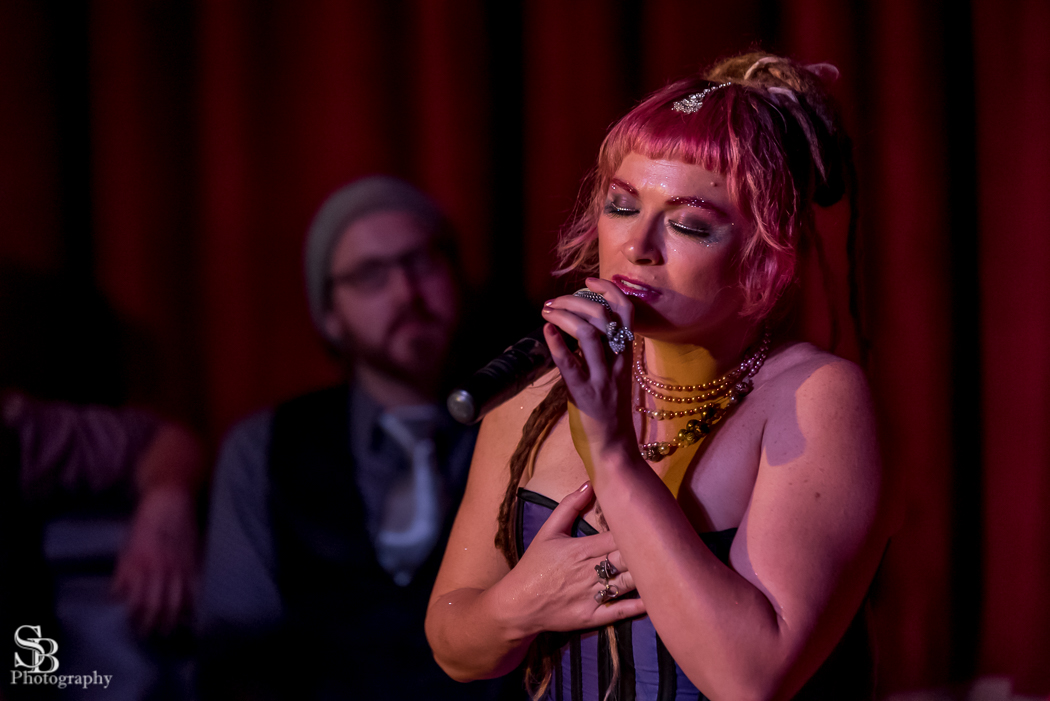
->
[557,56,847,323]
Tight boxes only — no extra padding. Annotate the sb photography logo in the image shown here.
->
[11,625,113,690]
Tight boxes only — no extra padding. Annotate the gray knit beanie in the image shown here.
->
[304,175,444,340]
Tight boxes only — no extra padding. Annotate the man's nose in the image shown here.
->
[386,263,423,303]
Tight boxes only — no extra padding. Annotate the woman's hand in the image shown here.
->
[496,482,644,636]
[542,278,638,466]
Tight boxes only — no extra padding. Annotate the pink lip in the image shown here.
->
[612,275,661,302]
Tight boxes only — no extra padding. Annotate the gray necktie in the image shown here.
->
[375,409,443,586]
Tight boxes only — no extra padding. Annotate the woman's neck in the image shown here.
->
[641,331,758,386]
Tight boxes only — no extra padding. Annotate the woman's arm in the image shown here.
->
[598,361,887,700]
[425,380,645,681]
[544,278,894,701]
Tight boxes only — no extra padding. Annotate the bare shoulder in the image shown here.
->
[755,341,873,418]
[479,368,562,441]
[729,344,891,671]
[738,342,886,577]
[432,374,563,598]
[760,341,868,390]
[753,341,879,483]
[459,366,564,513]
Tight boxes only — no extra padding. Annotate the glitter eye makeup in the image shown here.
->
[603,201,637,217]
[666,208,735,245]
[668,219,717,241]
[603,185,638,217]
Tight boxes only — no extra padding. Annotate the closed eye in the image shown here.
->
[668,219,714,238]
[603,202,637,217]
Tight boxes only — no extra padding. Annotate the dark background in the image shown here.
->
[0,0,1047,695]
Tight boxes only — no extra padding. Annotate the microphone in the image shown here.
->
[447,325,577,425]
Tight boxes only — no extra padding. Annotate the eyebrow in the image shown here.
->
[608,179,732,218]
[667,195,730,218]
[608,178,638,196]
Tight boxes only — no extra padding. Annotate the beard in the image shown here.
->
[338,304,454,390]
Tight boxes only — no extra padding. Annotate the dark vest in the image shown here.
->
[268,385,516,701]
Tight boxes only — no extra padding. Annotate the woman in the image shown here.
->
[426,52,897,700]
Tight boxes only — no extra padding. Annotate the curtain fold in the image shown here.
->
[1,0,1047,693]
[864,0,958,689]
[974,0,1050,691]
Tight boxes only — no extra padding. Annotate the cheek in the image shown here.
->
[670,250,741,303]
[330,291,389,338]
[420,274,459,320]
[596,229,618,275]
[598,246,613,276]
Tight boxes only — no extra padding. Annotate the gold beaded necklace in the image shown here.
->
[635,328,771,462]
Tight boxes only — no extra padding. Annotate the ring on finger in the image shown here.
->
[573,289,633,355]
[595,558,619,583]
[594,584,619,604]
[573,289,612,312]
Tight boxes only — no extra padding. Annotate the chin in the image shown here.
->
[629,307,672,337]
[392,334,450,372]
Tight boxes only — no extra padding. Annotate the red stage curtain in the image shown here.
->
[1,0,1047,694]
[974,0,1050,690]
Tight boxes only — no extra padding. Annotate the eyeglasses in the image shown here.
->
[329,246,446,294]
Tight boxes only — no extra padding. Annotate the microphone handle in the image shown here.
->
[447,326,576,424]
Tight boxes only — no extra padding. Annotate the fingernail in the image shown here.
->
[544,299,554,307]
[578,481,591,493]
[542,307,552,314]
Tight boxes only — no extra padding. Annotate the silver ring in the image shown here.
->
[574,289,633,354]
[572,289,612,312]
[605,321,634,355]
[594,584,619,604]
[595,558,619,582]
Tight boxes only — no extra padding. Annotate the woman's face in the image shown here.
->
[598,153,752,344]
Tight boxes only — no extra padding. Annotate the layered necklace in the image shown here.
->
[635,328,771,462]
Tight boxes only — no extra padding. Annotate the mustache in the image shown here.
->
[382,303,442,341]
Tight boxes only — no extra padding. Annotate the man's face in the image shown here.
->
[324,210,460,386]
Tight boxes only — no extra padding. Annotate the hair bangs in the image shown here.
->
[599,89,736,194]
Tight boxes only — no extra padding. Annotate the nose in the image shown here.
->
[387,264,423,305]
[621,215,663,265]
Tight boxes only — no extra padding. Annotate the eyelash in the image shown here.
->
[668,220,713,238]
[603,203,636,217]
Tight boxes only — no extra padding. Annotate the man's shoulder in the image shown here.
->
[212,385,353,509]
[221,408,275,453]
[212,409,276,494]
[215,382,349,480]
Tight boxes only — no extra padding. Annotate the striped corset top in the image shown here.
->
[514,488,736,701]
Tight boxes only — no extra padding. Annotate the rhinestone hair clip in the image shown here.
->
[671,82,732,114]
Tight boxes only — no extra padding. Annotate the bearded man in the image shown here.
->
[197,177,512,701]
